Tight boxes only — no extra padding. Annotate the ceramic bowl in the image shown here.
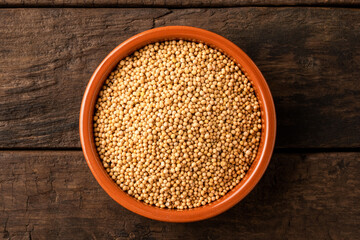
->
[80,26,276,222]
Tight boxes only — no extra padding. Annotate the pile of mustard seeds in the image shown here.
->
[93,40,261,209]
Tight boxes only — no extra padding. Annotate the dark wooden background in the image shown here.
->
[1,1,360,239]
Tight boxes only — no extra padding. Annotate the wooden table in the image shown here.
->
[1,1,359,239]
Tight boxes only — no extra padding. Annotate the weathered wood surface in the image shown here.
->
[0,0,359,7]
[0,151,359,239]
[1,8,359,149]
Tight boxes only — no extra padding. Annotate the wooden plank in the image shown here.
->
[0,0,359,7]
[0,151,359,239]
[0,8,359,148]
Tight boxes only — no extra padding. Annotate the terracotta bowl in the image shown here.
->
[79,26,276,222]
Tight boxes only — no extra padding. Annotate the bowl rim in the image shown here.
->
[79,26,276,222]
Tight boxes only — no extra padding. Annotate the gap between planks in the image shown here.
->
[1,148,360,153]
[0,5,360,8]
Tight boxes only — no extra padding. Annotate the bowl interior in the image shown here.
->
[80,26,276,222]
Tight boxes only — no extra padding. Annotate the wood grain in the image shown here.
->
[1,8,359,148]
[0,0,359,7]
[0,151,359,239]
